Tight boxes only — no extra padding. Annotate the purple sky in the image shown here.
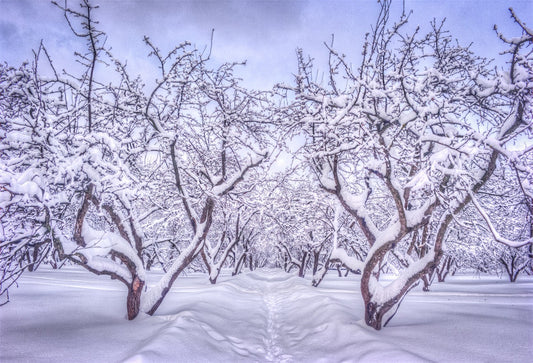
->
[1,0,531,89]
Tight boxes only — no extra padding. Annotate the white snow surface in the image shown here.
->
[1,266,532,362]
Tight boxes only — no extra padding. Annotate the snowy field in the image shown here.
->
[1,267,532,363]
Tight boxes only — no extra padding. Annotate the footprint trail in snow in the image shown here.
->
[262,284,293,362]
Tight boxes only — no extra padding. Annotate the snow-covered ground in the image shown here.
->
[1,267,532,362]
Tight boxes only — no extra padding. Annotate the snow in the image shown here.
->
[369,253,435,305]
[330,248,364,272]
[80,223,143,282]
[405,170,430,191]
[211,152,267,196]
[468,191,533,248]
[1,266,532,362]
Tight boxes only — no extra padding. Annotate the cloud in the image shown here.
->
[1,0,532,90]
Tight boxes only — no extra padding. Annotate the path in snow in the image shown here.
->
[261,277,292,362]
[121,269,309,362]
[121,269,342,362]
[121,270,533,362]
[263,285,284,361]
[243,270,347,362]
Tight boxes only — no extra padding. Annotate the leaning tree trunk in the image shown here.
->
[143,198,214,316]
[311,258,330,287]
[361,253,441,330]
[143,234,207,316]
[298,251,308,278]
[437,255,455,282]
[232,252,247,276]
[360,215,451,330]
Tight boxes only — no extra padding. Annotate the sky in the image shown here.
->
[0,0,532,90]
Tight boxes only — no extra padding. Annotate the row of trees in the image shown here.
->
[1,0,531,329]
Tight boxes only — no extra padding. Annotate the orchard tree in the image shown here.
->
[0,0,274,318]
[281,0,532,329]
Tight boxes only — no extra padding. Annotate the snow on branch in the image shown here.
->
[494,8,533,46]
[212,152,267,196]
[330,248,364,272]
[469,191,532,248]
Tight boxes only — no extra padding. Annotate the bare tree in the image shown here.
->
[0,0,274,319]
[282,0,532,329]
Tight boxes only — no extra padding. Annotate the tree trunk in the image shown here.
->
[311,258,329,287]
[501,255,516,282]
[362,276,423,330]
[249,255,254,271]
[146,258,152,272]
[298,251,308,278]
[360,230,445,330]
[145,198,214,316]
[127,275,144,320]
[312,250,320,276]
[421,275,431,292]
[145,247,201,316]
[232,253,246,276]
[525,147,533,275]
[437,256,454,282]
[209,269,219,284]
